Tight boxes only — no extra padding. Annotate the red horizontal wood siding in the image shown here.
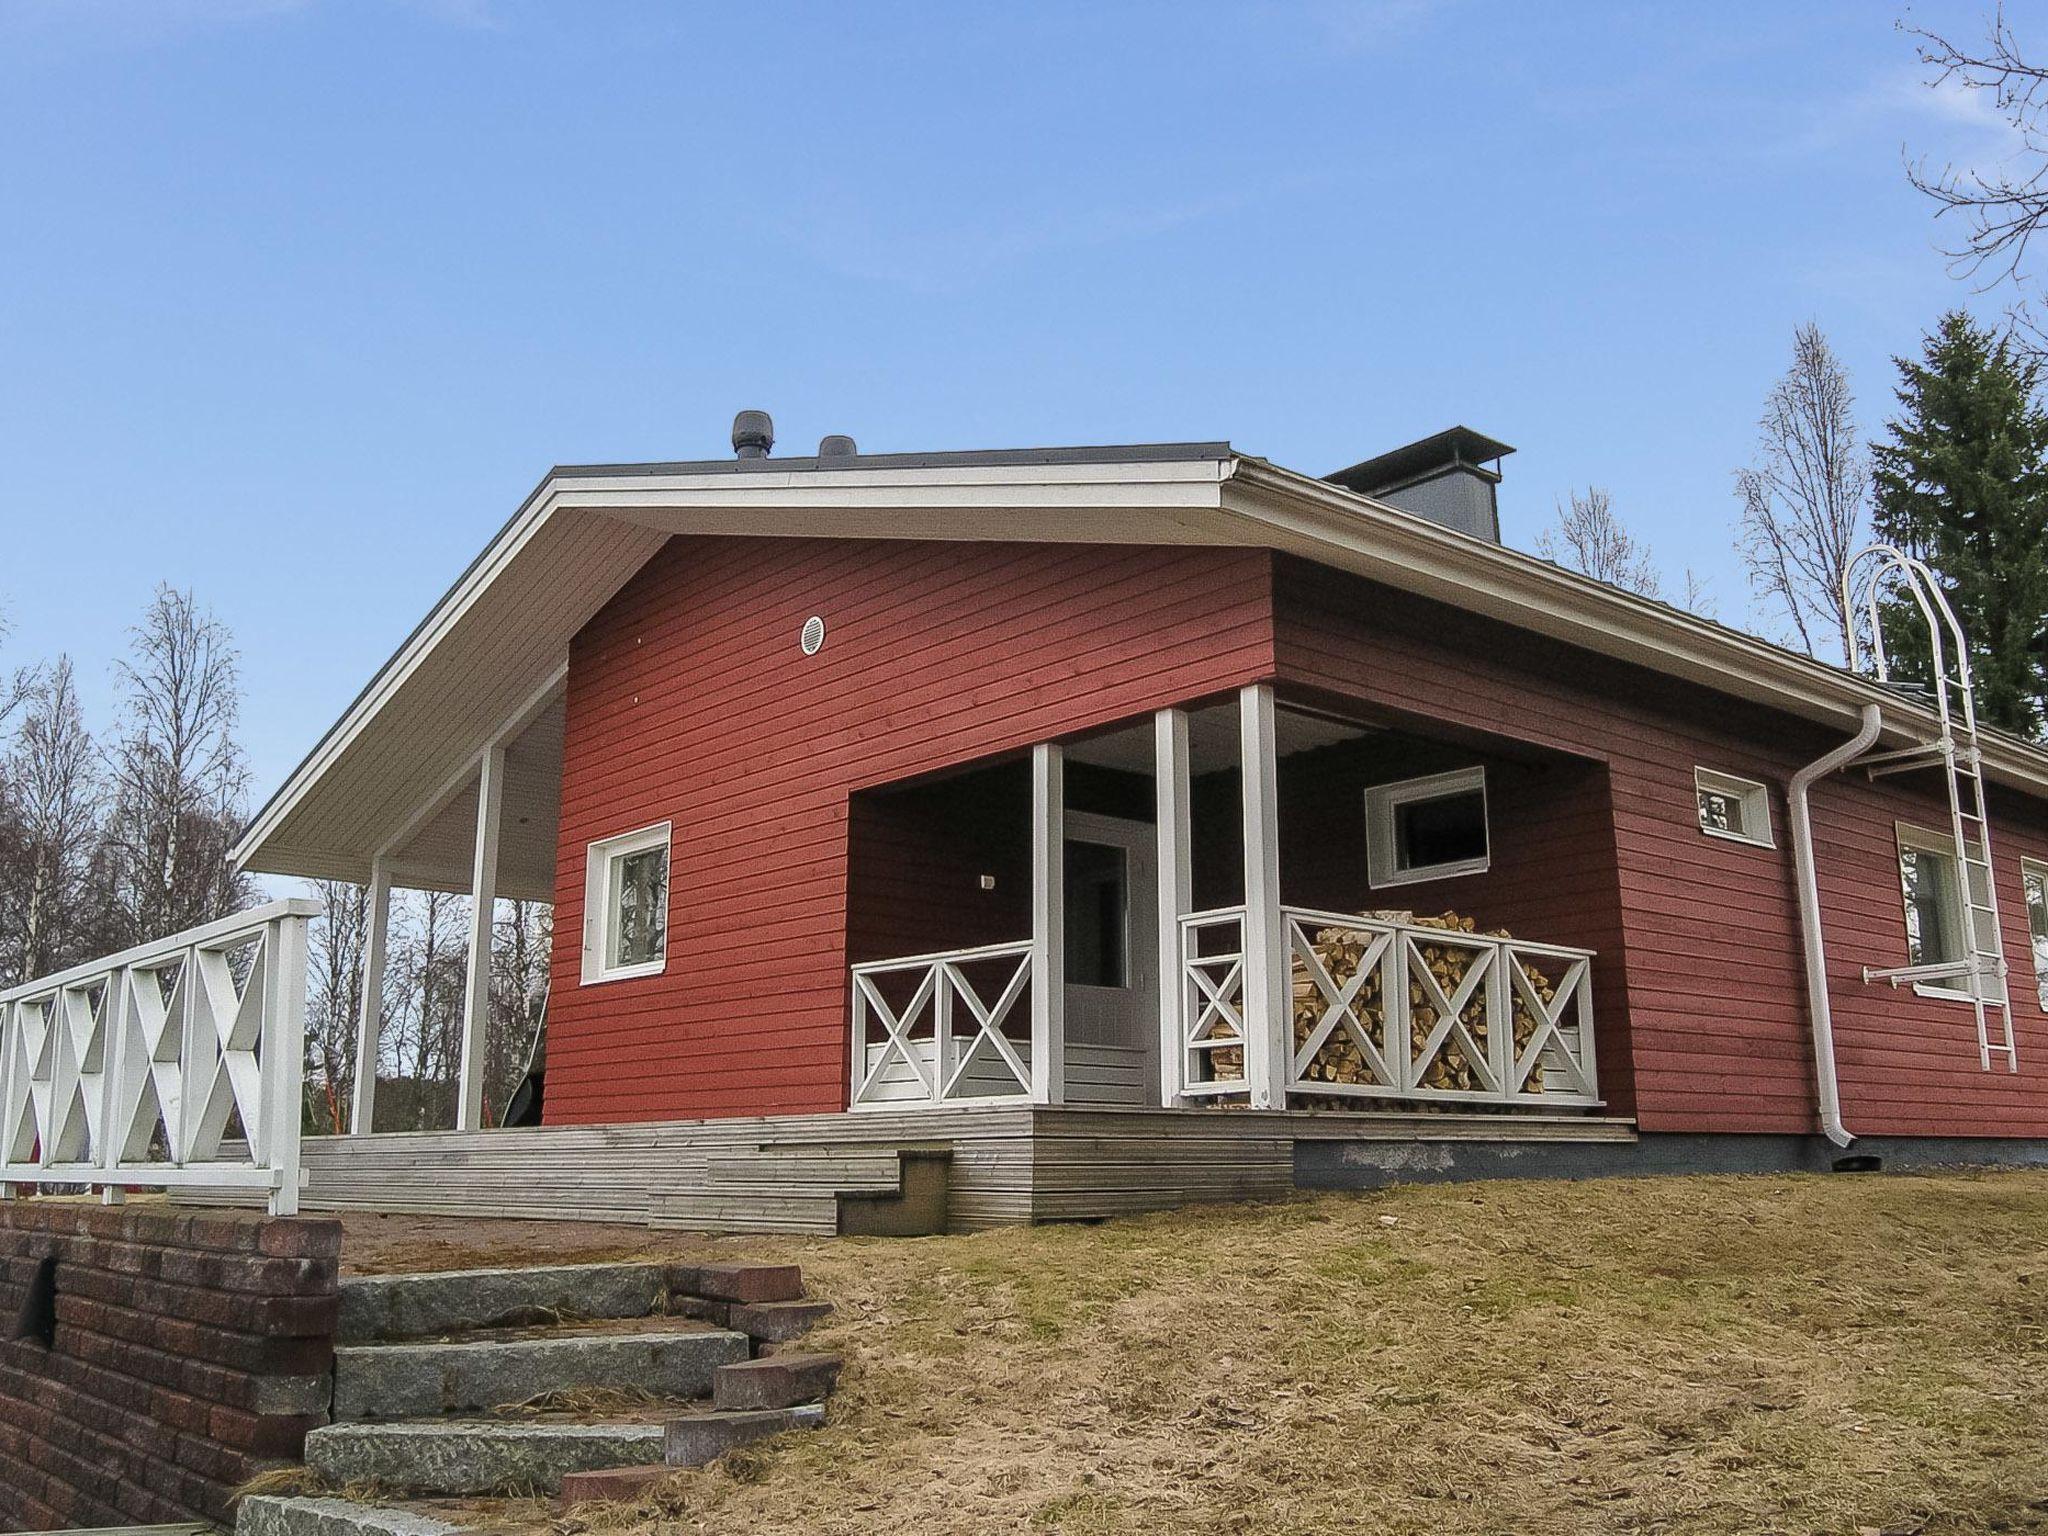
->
[1274,554,2048,1138]
[546,536,1275,1123]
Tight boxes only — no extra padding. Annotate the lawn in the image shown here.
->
[356,1171,2048,1535]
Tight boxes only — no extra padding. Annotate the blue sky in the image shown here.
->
[0,0,2029,802]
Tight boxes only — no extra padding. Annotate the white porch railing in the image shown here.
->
[0,899,317,1215]
[850,940,1036,1109]
[1176,905,1598,1108]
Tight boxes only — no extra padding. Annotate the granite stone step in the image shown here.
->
[303,1420,666,1496]
[236,1495,466,1536]
[728,1298,834,1344]
[663,1404,826,1467]
[332,1326,750,1419]
[711,1352,842,1411]
[338,1263,666,1344]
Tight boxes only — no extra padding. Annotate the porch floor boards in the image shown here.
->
[259,1107,1636,1230]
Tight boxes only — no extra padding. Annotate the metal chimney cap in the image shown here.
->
[818,434,858,459]
[732,410,774,459]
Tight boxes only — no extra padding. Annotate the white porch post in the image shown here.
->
[264,909,310,1216]
[1154,708,1191,1107]
[1239,684,1290,1109]
[350,857,392,1135]
[457,744,504,1131]
[1030,741,1066,1104]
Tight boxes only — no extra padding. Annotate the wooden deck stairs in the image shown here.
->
[649,1144,952,1236]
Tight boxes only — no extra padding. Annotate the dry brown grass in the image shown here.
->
[481,1170,2048,1536]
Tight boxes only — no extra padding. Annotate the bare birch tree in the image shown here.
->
[305,878,371,1133]
[487,899,551,1120]
[0,659,100,985]
[1734,323,1869,665]
[99,586,253,944]
[1536,486,1664,598]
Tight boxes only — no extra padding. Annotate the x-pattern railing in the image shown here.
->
[1178,907,1252,1095]
[0,899,316,1214]
[1286,908,1596,1104]
[851,940,1035,1108]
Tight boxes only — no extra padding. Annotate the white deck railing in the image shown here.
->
[1177,905,1598,1108]
[850,940,1036,1109]
[0,899,317,1214]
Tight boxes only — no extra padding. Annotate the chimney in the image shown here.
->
[1323,427,1514,542]
[732,409,774,459]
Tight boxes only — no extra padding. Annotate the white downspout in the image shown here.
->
[1787,703,1882,1149]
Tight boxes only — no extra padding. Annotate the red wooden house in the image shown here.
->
[214,416,2048,1227]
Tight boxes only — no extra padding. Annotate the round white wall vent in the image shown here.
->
[799,615,826,656]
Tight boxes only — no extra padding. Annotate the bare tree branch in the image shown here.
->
[1536,486,1663,599]
[1903,5,2048,287]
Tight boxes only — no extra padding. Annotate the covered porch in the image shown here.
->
[845,683,1608,1119]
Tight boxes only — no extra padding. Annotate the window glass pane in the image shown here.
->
[2026,868,2048,1011]
[1395,789,1487,871]
[609,845,668,969]
[1901,844,1960,967]
[1064,839,1128,988]
[1697,788,1743,836]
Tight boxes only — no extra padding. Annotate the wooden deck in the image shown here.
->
[249,1107,1637,1230]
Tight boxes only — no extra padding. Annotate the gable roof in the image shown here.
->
[231,441,2048,889]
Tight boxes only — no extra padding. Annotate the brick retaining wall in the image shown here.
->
[0,1201,341,1531]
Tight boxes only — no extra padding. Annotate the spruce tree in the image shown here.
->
[1870,310,2048,737]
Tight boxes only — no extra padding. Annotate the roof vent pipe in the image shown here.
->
[732,410,774,459]
[1788,702,1883,1148]
[818,434,858,459]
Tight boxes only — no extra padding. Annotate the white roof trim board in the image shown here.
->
[234,445,2048,888]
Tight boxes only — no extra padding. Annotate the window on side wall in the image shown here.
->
[1896,822,1998,1001]
[1365,767,1489,888]
[1695,768,1773,848]
[2023,859,2048,1012]
[582,822,671,984]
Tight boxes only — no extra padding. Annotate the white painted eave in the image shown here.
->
[1223,458,2048,798]
[236,447,2048,888]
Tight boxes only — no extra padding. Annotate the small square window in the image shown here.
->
[1695,769,1773,848]
[582,822,670,984]
[1365,768,1489,888]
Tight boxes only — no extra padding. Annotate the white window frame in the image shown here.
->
[1365,767,1490,889]
[1895,820,1996,1002]
[581,821,672,985]
[2022,858,2048,1013]
[1694,768,1774,849]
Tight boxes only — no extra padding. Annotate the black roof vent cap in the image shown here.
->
[732,410,774,459]
[818,434,858,459]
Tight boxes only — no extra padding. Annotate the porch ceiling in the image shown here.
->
[1067,706,1374,777]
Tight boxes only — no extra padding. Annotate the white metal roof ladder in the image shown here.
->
[1843,544,2017,1072]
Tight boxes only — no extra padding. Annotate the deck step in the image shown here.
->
[650,1145,951,1237]
[236,1496,465,1536]
[304,1420,666,1496]
[332,1326,750,1420]
[338,1263,666,1343]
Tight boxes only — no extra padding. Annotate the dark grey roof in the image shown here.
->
[1324,426,1514,496]
[556,441,1236,479]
